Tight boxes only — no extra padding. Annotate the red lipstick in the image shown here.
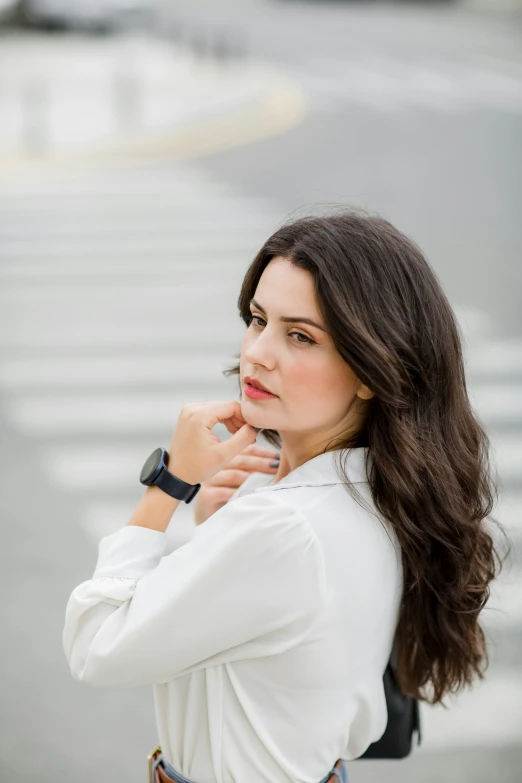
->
[243,376,277,400]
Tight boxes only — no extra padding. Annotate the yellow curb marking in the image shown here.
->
[0,74,308,182]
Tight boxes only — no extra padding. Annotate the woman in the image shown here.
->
[63,211,508,783]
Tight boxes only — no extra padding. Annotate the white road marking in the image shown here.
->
[7,394,239,435]
[0,353,236,389]
[43,443,168,490]
[41,428,233,490]
[0,282,233,302]
[0,235,259,257]
[0,211,275,229]
[0,321,242,349]
[491,491,522,539]
[469,384,522,423]
[453,305,493,340]
[489,434,522,483]
[0,259,250,279]
[465,339,522,376]
[82,500,196,548]
[486,491,522,564]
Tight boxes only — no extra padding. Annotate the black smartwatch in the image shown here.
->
[139,447,201,504]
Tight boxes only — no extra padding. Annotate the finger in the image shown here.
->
[209,457,279,486]
[222,422,260,461]
[206,468,251,488]
[241,443,281,459]
[224,413,254,435]
[216,444,279,467]
[235,454,281,473]
[204,400,246,430]
[222,419,242,435]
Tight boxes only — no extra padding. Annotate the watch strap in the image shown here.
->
[155,467,201,504]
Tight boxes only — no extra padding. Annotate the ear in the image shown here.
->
[356,383,375,401]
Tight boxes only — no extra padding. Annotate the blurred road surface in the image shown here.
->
[0,1,521,782]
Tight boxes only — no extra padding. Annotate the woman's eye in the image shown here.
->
[247,314,314,345]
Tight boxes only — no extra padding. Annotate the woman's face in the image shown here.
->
[240,257,373,450]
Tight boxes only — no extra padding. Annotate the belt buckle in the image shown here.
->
[147,745,162,783]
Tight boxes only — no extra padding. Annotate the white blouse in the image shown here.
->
[63,446,403,783]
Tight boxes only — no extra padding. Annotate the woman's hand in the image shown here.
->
[193,443,281,526]
[167,400,262,487]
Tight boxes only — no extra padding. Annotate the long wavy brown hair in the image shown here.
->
[223,210,511,706]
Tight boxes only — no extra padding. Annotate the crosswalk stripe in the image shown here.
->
[465,339,522,376]
[42,441,181,490]
[0,259,251,279]
[82,499,196,549]
[0,321,242,349]
[0,235,260,257]
[0,220,275,239]
[0,192,269,207]
[0,246,258,262]
[0,353,236,389]
[0,191,273,208]
[470,385,522,422]
[489,434,522,483]
[492,491,522,536]
[0,177,246,197]
[452,304,493,339]
[0,282,236,303]
[7,395,237,434]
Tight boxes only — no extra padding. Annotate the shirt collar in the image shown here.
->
[254,446,370,493]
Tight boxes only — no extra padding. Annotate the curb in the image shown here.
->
[0,32,309,180]
[0,73,307,180]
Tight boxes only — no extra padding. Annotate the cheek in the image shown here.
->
[289,357,320,387]
[288,357,334,404]
[290,356,358,405]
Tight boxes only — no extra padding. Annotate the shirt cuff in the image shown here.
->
[92,525,169,581]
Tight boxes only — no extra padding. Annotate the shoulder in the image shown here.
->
[195,489,316,543]
[228,471,275,503]
[193,491,327,606]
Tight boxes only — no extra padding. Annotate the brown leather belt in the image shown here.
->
[148,745,344,783]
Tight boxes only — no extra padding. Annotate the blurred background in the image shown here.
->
[0,0,521,781]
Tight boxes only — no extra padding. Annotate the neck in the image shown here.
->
[273,426,363,483]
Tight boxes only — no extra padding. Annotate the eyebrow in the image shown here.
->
[249,298,327,333]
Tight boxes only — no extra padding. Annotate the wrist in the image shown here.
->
[126,485,181,532]
[166,452,200,487]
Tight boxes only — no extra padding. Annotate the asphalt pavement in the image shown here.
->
[1,1,521,782]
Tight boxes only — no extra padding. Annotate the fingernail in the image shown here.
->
[270,461,279,468]
[253,427,262,433]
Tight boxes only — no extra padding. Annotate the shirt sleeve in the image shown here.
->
[62,491,327,689]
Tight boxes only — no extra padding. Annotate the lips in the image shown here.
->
[244,376,275,395]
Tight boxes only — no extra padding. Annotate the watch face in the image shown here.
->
[140,447,164,484]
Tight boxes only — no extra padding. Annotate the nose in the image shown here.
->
[243,324,276,368]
